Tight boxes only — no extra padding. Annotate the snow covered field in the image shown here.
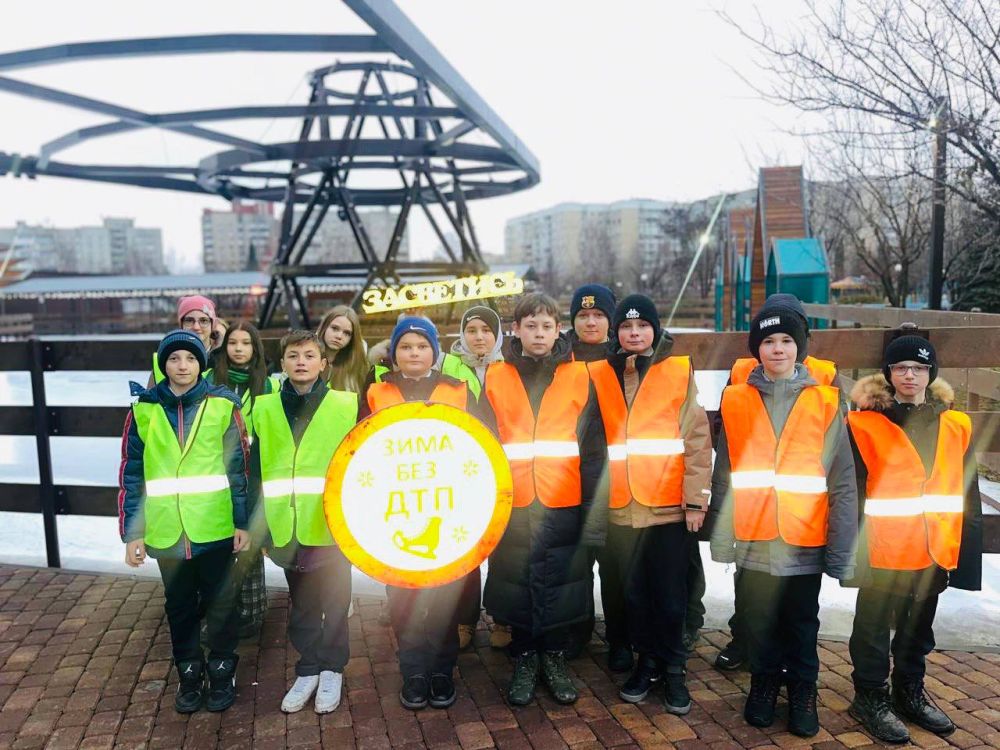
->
[0,367,997,649]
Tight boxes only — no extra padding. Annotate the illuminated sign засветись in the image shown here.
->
[360,271,524,314]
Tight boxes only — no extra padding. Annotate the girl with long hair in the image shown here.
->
[317,305,369,393]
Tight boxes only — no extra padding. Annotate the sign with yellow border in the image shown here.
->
[324,401,513,588]
[360,271,524,314]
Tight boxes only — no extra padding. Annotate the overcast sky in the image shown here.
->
[0,1,811,271]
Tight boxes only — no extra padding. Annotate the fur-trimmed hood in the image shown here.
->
[850,373,954,411]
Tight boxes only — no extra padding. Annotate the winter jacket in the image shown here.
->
[118,378,248,559]
[248,378,359,572]
[481,334,608,636]
[708,363,858,579]
[846,374,982,595]
[598,332,713,529]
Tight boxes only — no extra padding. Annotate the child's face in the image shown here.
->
[574,309,609,345]
[165,350,199,388]
[282,342,326,386]
[888,360,930,401]
[227,330,254,366]
[395,332,435,377]
[759,334,797,379]
[464,318,496,357]
[618,319,654,353]
[323,316,353,352]
[513,312,559,357]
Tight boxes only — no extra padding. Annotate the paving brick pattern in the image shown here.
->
[2,564,1000,749]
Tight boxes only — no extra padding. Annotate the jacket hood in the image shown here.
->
[850,373,954,411]
[450,324,504,370]
[504,331,573,365]
[367,338,391,368]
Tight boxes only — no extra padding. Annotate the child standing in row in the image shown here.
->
[710,303,857,738]
[120,330,249,713]
[317,305,370,393]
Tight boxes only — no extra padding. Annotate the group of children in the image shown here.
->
[119,287,982,745]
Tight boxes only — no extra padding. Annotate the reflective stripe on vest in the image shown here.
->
[847,409,970,571]
[720,383,840,547]
[484,361,590,508]
[132,397,236,548]
[366,380,468,413]
[588,356,690,508]
[730,356,837,386]
[254,389,358,547]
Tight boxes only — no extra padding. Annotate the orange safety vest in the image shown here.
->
[484,361,590,508]
[366,380,468,413]
[730,356,837,386]
[721,383,840,547]
[587,356,690,508]
[847,410,969,571]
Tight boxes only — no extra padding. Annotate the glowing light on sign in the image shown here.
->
[361,271,524,314]
[324,402,513,588]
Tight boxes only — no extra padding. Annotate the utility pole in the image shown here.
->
[928,98,948,310]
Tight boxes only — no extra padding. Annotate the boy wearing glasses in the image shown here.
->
[846,334,982,744]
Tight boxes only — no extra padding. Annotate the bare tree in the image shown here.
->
[577,218,616,289]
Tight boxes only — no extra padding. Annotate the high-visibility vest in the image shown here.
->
[132,397,236,549]
[152,351,213,385]
[847,409,969,571]
[254,390,358,548]
[730,356,837,386]
[721,383,840,547]
[375,354,481,399]
[208,373,280,440]
[366,380,468,413]
[484,361,590,508]
[587,356,691,508]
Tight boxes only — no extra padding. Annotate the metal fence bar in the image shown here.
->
[28,338,59,568]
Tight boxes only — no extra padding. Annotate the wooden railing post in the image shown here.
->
[29,337,60,568]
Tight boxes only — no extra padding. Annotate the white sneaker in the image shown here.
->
[281,675,319,713]
[314,670,343,714]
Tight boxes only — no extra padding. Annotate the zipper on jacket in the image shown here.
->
[175,402,191,559]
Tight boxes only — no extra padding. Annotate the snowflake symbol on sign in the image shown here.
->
[451,525,469,544]
[357,470,374,488]
[463,460,479,477]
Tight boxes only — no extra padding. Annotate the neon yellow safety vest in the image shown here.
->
[253,389,358,547]
[132,398,236,549]
[374,354,481,399]
[152,351,213,385]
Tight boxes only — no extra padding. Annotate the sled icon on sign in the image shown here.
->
[393,517,442,559]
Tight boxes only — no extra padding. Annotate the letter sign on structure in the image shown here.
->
[324,402,514,588]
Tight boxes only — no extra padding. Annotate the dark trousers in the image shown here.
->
[570,543,629,648]
[284,547,352,676]
[457,566,482,628]
[728,567,745,646]
[511,627,569,655]
[611,522,689,668]
[389,578,463,678]
[157,546,240,665]
[738,569,822,682]
[850,587,938,689]
[685,541,707,633]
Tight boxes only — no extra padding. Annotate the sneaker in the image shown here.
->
[540,651,578,704]
[281,675,320,713]
[607,642,634,673]
[314,671,342,714]
[663,667,692,715]
[400,674,429,710]
[507,651,539,706]
[174,660,204,713]
[429,673,457,709]
[619,654,660,703]
[458,624,475,650]
[849,684,909,744]
[744,673,781,728]
[892,676,955,736]
[205,657,238,712]
[714,639,746,671]
[490,623,513,649]
[787,679,819,738]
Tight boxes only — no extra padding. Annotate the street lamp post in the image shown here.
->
[928,98,948,310]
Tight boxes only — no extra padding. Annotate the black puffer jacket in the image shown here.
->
[846,374,982,595]
[482,335,607,636]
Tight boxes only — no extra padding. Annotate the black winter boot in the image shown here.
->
[786,679,819,738]
[892,676,955,736]
[540,651,577,704]
[619,654,660,703]
[205,657,238,712]
[507,652,539,706]
[662,666,691,715]
[743,672,781,727]
[174,660,204,713]
[849,684,909,744]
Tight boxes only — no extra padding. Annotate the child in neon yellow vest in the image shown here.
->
[119,329,249,715]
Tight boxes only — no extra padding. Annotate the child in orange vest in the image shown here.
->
[846,334,982,743]
[709,301,857,738]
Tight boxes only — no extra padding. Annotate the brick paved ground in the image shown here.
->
[1,564,1000,750]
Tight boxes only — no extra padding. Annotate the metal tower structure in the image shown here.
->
[0,0,540,328]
